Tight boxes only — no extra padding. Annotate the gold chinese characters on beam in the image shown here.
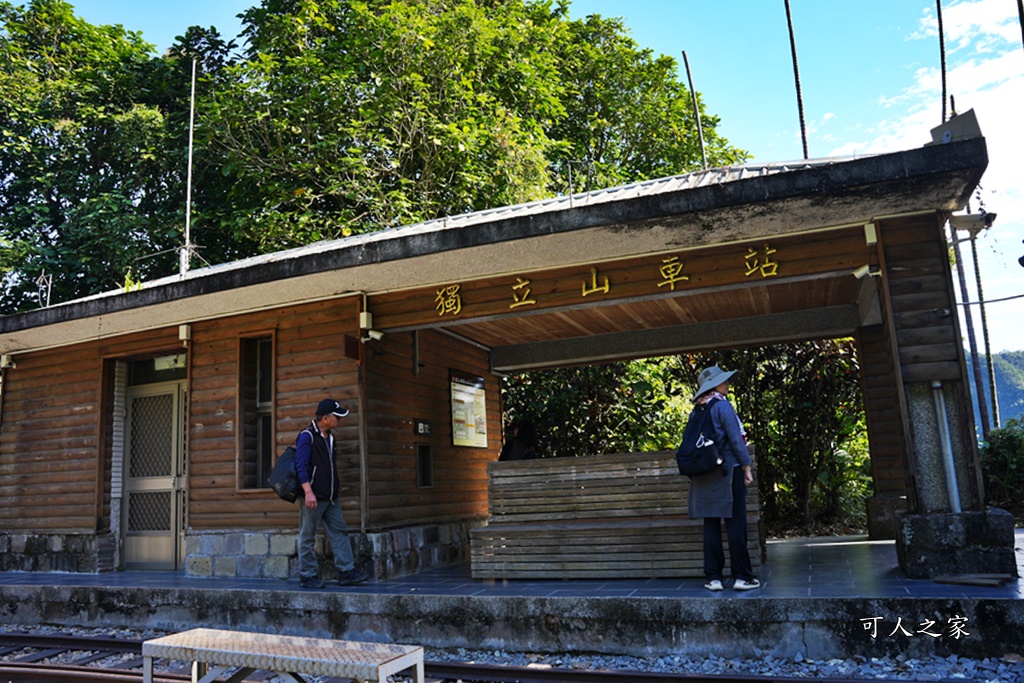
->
[372,227,867,330]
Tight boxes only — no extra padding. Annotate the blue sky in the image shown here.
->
[67,0,1024,353]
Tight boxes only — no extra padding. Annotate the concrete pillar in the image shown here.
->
[904,383,974,512]
[896,382,1017,578]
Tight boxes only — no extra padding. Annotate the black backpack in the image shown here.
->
[675,398,728,477]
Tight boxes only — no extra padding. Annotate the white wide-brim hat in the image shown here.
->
[694,365,737,400]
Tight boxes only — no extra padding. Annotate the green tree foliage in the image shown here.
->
[964,350,1024,435]
[203,0,747,251]
[502,340,869,533]
[1,0,746,309]
[207,0,567,250]
[993,351,1024,422]
[0,0,178,311]
[501,357,691,458]
[988,351,1024,424]
[547,13,744,194]
[713,341,866,528]
[979,417,1024,519]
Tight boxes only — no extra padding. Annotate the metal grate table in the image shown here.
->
[142,627,423,683]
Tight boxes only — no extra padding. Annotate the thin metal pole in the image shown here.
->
[931,381,962,513]
[970,230,1000,428]
[1017,0,1024,52]
[784,0,809,160]
[951,225,990,436]
[937,0,948,122]
[681,51,707,169]
[567,162,574,207]
[181,58,197,277]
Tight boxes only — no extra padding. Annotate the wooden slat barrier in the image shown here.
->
[470,451,762,579]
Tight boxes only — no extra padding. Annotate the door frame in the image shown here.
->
[120,380,187,570]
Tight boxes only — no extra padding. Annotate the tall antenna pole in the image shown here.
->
[937,0,948,122]
[681,51,707,170]
[181,58,197,277]
[784,0,809,160]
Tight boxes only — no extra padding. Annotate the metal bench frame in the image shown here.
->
[142,628,423,683]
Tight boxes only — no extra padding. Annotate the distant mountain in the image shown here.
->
[965,350,1024,429]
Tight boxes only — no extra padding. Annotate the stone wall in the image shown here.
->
[895,508,1019,579]
[0,533,102,573]
[0,520,480,578]
[184,520,482,581]
[185,531,296,579]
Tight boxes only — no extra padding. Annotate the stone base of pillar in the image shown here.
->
[865,494,907,540]
[895,508,1019,579]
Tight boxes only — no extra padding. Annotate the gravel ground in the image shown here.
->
[5,624,1024,682]
[429,646,1024,682]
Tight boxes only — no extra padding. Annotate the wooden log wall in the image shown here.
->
[0,327,181,534]
[1,296,498,539]
[363,329,498,529]
[877,213,981,509]
[879,214,964,382]
[855,324,909,498]
[188,298,361,531]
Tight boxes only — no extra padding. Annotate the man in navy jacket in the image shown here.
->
[295,398,367,588]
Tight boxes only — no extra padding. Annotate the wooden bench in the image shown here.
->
[470,451,762,579]
[142,628,423,683]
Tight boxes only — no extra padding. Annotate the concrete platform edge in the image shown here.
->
[1,584,1021,661]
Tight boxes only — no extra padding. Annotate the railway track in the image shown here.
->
[0,632,952,683]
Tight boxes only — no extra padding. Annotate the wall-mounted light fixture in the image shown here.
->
[362,329,384,343]
[178,324,191,348]
[359,293,384,342]
[852,264,880,280]
[949,211,996,231]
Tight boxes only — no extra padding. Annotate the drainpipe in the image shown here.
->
[931,380,962,513]
[0,355,14,432]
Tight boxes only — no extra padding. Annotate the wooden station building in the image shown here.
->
[0,126,1016,581]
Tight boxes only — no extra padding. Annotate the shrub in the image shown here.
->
[980,417,1024,520]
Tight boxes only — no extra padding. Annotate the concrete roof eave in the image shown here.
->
[0,137,987,355]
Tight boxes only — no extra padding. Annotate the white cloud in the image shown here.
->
[834,0,1024,352]
[938,0,1022,51]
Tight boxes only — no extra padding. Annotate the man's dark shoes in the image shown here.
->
[336,568,368,586]
[299,575,326,589]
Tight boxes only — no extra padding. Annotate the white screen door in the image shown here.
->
[122,381,186,570]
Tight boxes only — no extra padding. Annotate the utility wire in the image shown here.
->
[957,291,1024,306]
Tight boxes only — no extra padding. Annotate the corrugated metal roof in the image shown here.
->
[381,157,848,232]
[133,155,859,292]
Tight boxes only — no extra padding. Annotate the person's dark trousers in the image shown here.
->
[702,465,754,581]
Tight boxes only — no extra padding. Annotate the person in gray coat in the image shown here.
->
[687,366,761,592]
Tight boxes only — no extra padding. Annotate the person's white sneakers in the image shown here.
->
[733,578,761,591]
[704,579,724,591]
